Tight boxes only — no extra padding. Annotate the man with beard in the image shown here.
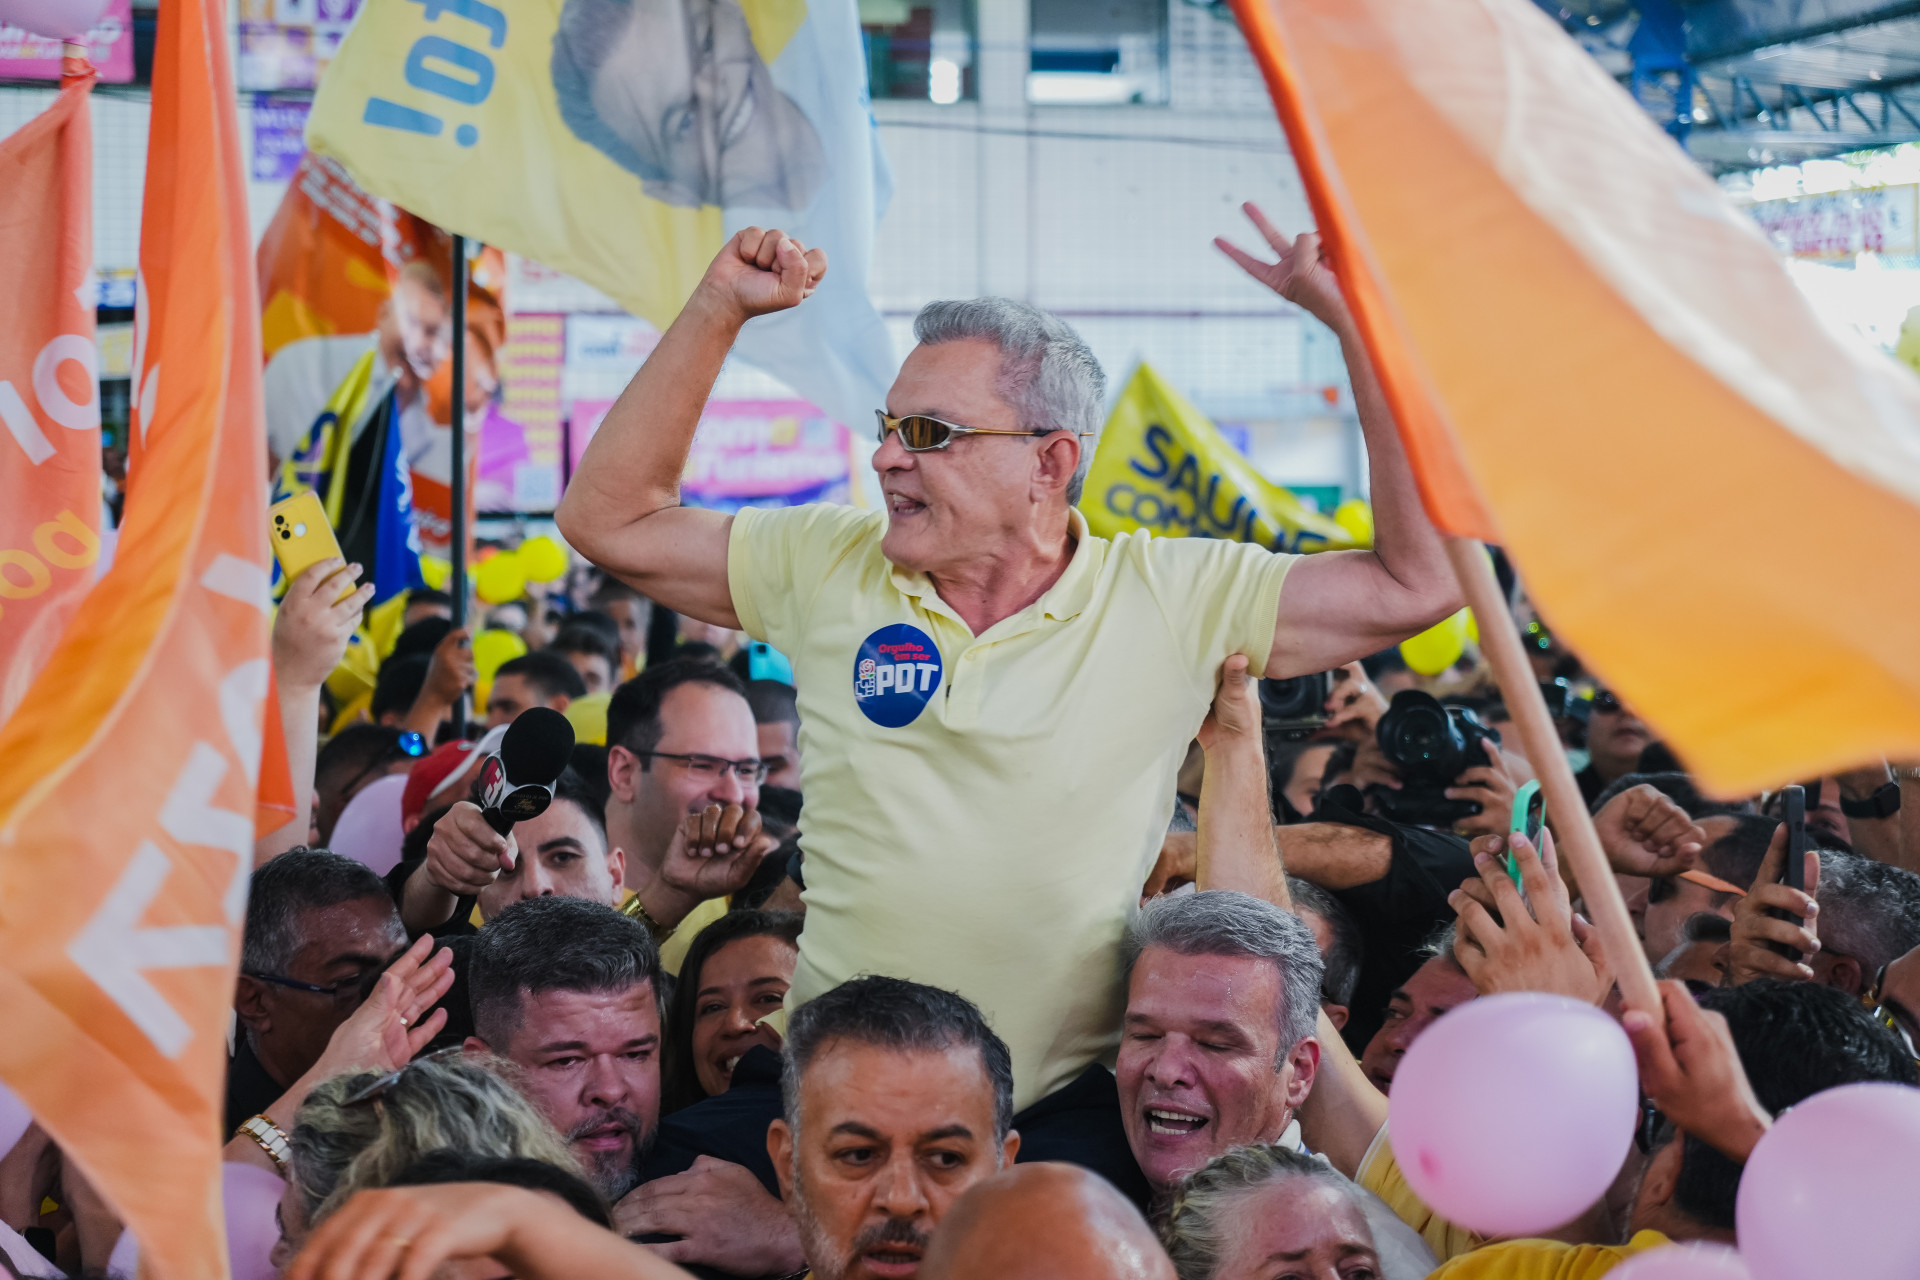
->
[767,976,1019,1280]
[467,896,663,1201]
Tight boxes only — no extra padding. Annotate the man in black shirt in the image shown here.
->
[227,848,408,1132]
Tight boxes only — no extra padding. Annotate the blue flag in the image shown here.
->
[371,403,425,605]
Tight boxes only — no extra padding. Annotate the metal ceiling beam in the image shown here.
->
[1686,0,1920,66]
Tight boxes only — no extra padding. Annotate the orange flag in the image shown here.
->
[1234,0,1920,795]
[0,0,290,1277]
[0,62,101,725]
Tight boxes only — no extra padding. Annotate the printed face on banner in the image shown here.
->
[852,624,942,728]
[548,0,824,209]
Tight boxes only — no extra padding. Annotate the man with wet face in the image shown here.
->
[768,976,1019,1280]
[466,896,663,1202]
[1119,890,1324,1198]
[231,848,409,1131]
[1119,891,1437,1278]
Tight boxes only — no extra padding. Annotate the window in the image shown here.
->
[862,0,976,103]
[1028,0,1167,104]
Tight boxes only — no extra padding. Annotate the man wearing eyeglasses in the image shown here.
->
[605,659,777,972]
[228,848,410,1132]
[556,215,1458,1151]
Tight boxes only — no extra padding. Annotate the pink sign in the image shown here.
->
[0,0,134,82]
[567,398,853,512]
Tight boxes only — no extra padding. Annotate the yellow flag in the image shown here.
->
[305,0,893,429]
[1080,364,1356,553]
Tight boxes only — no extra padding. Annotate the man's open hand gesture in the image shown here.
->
[700,227,827,323]
[1216,202,1352,334]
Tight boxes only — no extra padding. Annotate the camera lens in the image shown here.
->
[1376,689,1466,784]
[1259,676,1321,721]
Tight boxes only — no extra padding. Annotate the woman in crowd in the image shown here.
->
[271,1055,583,1271]
[659,910,803,1114]
[1162,1144,1384,1280]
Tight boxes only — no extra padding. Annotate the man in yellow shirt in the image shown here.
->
[556,213,1458,1151]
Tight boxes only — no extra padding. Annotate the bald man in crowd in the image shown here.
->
[919,1164,1175,1280]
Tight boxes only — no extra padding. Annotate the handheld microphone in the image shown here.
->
[477,707,576,836]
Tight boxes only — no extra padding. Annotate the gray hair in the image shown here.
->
[241,847,396,977]
[1286,877,1364,1008]
[912,298,1106,503]
[468,896,661,1048]
[287,1053,580,1229]
[1417,920,1461,965]
[1126,891,1325,1061]
[781,975,1014,1143]
[1160,1143,1368,1280]
[1816,852,1920,977]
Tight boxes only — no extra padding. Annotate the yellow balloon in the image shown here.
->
[518,535,569,583]
[1400,608,1469,676]
[417,554,450,590]
[471,628,528,710]
[1333,498,1375,548]
[475,551,526,605]
[1465,608,1479,647]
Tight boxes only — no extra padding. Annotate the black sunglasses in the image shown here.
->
[1590,690,1624,716]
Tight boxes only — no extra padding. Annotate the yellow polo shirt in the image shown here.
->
[729,503,1293,1109]
[1423,1231,1673,1280]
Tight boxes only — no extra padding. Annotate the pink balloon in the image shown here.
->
[1736,1081,1920,1280]
[1386,991,1638,1237]
[223,1161,290,1280]
[1610,1243,1751,1280]
[0,0,111,39]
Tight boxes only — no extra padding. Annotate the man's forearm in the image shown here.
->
[1196,740,1290,908]
[1338,324,1453,605]
[557,293,741,555]
[401,864,462,936]
[1276,822,1393,889]
[256,681,320,866]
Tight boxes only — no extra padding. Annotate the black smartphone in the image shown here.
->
[1766,785,1808,959]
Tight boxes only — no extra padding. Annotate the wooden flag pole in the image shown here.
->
[449,233,469,736]
[1444,537,1661,1016]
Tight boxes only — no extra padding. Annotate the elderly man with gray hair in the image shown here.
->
[1121,891,1435,1280]
[558,213,1458,1166]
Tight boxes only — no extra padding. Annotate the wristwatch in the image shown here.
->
[1840,781,1902,821]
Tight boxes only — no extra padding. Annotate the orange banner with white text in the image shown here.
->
[0,66,101,726]
[0,2,291,1278]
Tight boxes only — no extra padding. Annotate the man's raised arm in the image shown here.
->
[1216,203,1460,679]
[555,228,827,625]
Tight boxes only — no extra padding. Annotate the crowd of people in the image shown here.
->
[4,215,1917,1280]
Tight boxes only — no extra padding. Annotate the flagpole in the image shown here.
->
[1444,537,1662,1017]
[449,233,469,735]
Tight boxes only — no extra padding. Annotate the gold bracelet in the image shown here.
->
[237,1114,291,1177]
[619,893,671,942]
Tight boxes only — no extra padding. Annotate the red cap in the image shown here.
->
[401,724,507,828]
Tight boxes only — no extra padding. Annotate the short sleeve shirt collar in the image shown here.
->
[884,508,1101,634]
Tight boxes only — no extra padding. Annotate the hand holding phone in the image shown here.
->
[1507,779,1544,890]
[1765,785,1809,960]
[269,493,355,603]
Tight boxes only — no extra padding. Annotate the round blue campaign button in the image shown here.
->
[852,623,943,728]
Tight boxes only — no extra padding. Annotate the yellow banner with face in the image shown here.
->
[306,0,893,428]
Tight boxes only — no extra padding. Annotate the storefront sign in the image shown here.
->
[1748,185,1920,259]
[0,0,134,83]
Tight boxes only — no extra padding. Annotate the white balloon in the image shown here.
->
[0,0,111,40]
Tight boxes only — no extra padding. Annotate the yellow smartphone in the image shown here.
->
[268,492,349,596]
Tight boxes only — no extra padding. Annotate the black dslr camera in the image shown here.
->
[1366,689,1501,827]
[1258,672,1334,743]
